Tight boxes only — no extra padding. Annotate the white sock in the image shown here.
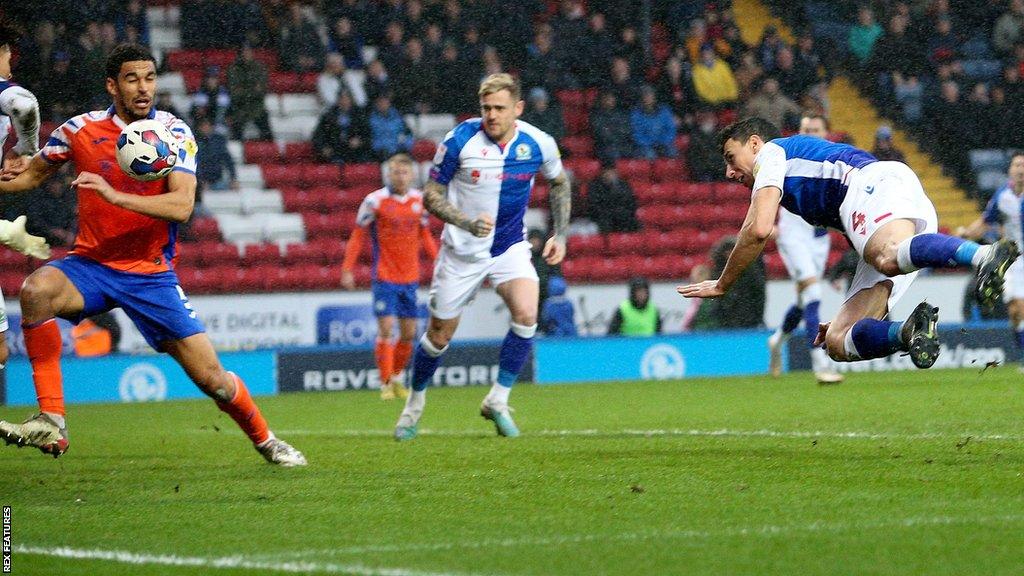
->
[895,237,917,273]
[842,330,861,361]
[972,244,993,268]
[403,390,426,417]
[43,412,66,430]
[486,383,511,404]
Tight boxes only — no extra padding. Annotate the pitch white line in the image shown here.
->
[13,545,488,576]
[259,514,1024,559]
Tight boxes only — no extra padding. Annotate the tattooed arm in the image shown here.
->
[422,179,494,238]
[543,170,571,265]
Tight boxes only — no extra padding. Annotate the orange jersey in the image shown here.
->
[41,106,198,274]
[342,188,437,284]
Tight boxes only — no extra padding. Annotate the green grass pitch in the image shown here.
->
[2,367,1023,575]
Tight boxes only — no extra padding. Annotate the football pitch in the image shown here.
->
[2,367,1023,575]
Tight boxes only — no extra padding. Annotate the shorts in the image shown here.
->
[776,208,830,282]
[838,161,938,310]
[49,255,205,349]
[0,284,7,332]
[372,281,419,318]
[1003,258,1024,303]
[429,240,538,320]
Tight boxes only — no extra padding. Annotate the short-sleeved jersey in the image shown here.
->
[356,187,429,284]
[430,119,562,260]
[752,134,877,229]
[41,106,197,274]
[983,184,1024,248]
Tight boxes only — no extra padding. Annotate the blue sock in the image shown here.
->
[1015,329,1024,350]
[496,329,533,388]
[905,234,979,269]
[803,300,820,348]
[850,319,904,359]
[410,342,445,392]
[781,305,803,335]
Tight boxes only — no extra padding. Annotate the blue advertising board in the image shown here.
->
[535,331,773,384]
[3,350,276,407]
[316,304,428,346]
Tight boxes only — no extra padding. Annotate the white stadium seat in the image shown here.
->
[242,189,284,215]
[263,213,307,247]
[969,149,1007,171]
[269,114,318,142]
[150,27,181,52]
[280,94,320,116]
[227,141,244,163]
[158,73,186,95]
[416,114,456,141]
[202,192,243,215]
[216,214,265,246]
[264,94,282,117]
[235,165,265,189]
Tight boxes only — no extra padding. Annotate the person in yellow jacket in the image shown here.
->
[692,44,739,107]
[608,277,662,336]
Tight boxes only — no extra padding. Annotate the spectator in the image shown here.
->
[848,6,883,66]
[26,176,76,248]
[630,86,676,159]
[226,45,273,140]
[278,2,325,72]
[377,21,405,74]
[590,91,634,164]
[368,93,412,161]
[756,24,784,73]
[871,125,906,162]
[541,276,578,337]
[327,16,365,69]
[422,23,445,64]
[194,117,240,193]
[319,52,367,109]
[893,72,924,123]
[692,44,739,108]
[529,228,561,309]
[870,14,925,84]
[402,0,428,38]
[993,0,1024,55]
[312,90,370,164]
[435,42,476,114]
[551,0,588,56]
[155,91,183,119]
[608,277,662,336]
[190,67,231,129]
[687,109,722,182]
[775,45,818,102]
[521,27,574,92]
[579,12,616,87]
[927,16,960,67]
[522,87,565,143]
[722,23,748,67]
[114,0,150,46]
[657,57,695,127]
[36,50,79,122]
[16,21,58,92]
[71,21,107,107]
[683,18,727,64]
[393,38,437,113]
[587,165,641,233]
[608,56,641,110]
[743,77,801,132]
[732,50,764,102]
[364,59,393,106]
[614,25,644,74]
[71,312,121,357]
[680,263,717,331]
[708,236,765,328]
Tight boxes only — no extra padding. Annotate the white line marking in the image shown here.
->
[12,545,488,576]
[258,514,1024,559]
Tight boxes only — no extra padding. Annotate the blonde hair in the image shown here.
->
[478,73,521,101]
[387,153,414,168]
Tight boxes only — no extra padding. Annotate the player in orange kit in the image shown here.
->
[341,153,438,400]
[0,43,306,466]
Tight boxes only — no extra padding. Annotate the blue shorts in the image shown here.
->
[372,281,419,318]
[49,256,206,350]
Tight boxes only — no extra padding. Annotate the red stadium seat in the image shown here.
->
[268,72,299,93]
[165,50,203,71]
[567,234,605,257]
[284,141,314,162]
[283,241,330,266]
[555,89,597,108]
[559,135,593,158]
[226,267,264,293]
[203,49,237,69]
[306,238,347,264]
[670,182,716,203]
[0,272,22,297]
[765,252,787,279]
[529,184,549,208]
[563,158,600,183]
[713,182,749,202]
[241,243,282,267]
[244,140,280,164]
[411,139,437,162]
[562,107,590,136]
[616,159,652,182]
[297,73,320,93]
[181,70,203,93]
[674,134,691,154]
[605,232,645,256]
[303,163,343,187]
[261,164,302,188]
[652,158,687,183]
[252,49,279,71]
[342,163,382,187]
[193,241,239,268]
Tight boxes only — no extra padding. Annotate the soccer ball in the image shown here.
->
[116,119,180,181]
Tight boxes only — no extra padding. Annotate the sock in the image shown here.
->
[803,300,821,348]
[410,334,447,392]
[1015,321,1024,350]
[487,382,511,404]
[849,318,904,360]
[375,338,395,383]
[896,234,981,273]
[216,372,270,445]
[496,323,536,390]
[393,340,414,382]
[23,319,65,417]
[780,304,803,335]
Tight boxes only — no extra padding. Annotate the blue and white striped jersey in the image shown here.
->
[752,135,878,229]
[430,118,562,260]
[983,183,1024,248]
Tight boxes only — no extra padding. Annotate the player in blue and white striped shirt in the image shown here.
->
[394,73,571,440]
[679,117,1019,370]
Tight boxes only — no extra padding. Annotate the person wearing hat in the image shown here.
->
[541,276,578,336]
[609,277,662,336]
[871,125,905,162]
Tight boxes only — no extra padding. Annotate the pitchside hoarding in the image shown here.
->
[278,342,532,393]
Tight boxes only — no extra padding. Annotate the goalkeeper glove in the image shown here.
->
[0,215,51,259]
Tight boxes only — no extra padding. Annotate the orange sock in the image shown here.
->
[23,319,65,417]
[375,338,395,382]
[393,340,414,379]
[216,373,270,445]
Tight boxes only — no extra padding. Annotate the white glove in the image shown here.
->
[0,216,51,260]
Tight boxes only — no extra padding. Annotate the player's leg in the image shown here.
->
[1009,299,1024,370]
[768,212,813,376]
[0,265,86,457]
[1001,259,1024,370]
[806,233,843,384]
[160,333,305,466]
[389,315,418,399]
[375,314,397,400]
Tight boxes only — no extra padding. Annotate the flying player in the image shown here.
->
[766,113,842,384]
[957,152,1024,368]
[0,43,306,466]
[394,73,570,440]
[679,117,1019,370]
[341,153,438,400]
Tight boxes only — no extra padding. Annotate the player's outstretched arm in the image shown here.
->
[0,86,41,178]
[543,170,571,265]
[422,179,492,237]
[0,153,58,192]
[677,185,781,299]
[71,170,196,223]
[955,216,990,240]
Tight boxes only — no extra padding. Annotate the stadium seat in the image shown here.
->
[282,240,332,265]
[261,164,302,189]
[674,134,691,154]
[555,89,597,108]
[263,213,307,246]
[563,158,600,183]
[165,49,203,71]
[189,217,221,241]
[303,163,343,187]
[307,237,347,264]
[342,163,381,187]
[671,182,716,203]
[203,49,237,70]
[415,114,457,141]
[411,139,437,162]
[298,73,320,93]
[242,189,284,214]
[269,72,299,93]
[560,135,593,158]
[216,214,265,246]
[226,266,265,293]
[567,234,605,256]
[252,49,279,71]
[714,182,749,202]
[181,69,203,92]
[605,232,645,256]
[616,159,651,182]
[562,107,590,135]
[280,94,320,116]
[283,141,315,162]
[529,184,549,208]
[765,252,787,279]
[191,241,239,268]
[264,94,282,116]
[202,192,244,215]
[652,158,687,183]
[235,165,265,189]
[240,243,282,267]
[244,140,280,164]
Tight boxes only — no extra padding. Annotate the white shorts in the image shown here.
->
[776,208,830,282]
[838,161,938,310]
[428,240,539,320]
[1003,258,1024,303]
